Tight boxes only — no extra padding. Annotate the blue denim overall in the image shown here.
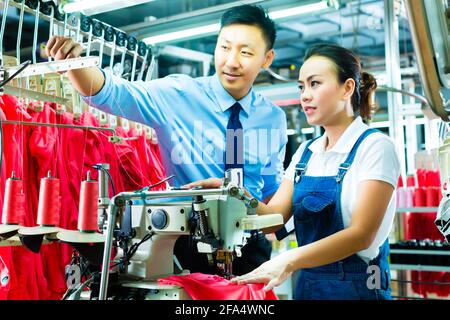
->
[293,128,392,300]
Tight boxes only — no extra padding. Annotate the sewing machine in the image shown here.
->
[66,168,283,300]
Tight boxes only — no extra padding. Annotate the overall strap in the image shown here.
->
[336,128,379,183]
[295,137,321,183]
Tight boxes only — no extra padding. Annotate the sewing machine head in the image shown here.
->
[114,179,282,281]
[62,168,283,300]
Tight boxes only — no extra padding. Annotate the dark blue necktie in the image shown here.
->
[224,102,244,171]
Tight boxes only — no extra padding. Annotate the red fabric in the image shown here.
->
[97,125,125,195]
[0,98,44,299]
[113,126,145,191]
[55,111,81,231]
[25,104,65,299]
[0,106,15,300]
[406,169,449,298]
[158,273,278,300]
[0,101,168,300]
[0,95,31,181]
[55,111,83,268]
[129,128,166,191]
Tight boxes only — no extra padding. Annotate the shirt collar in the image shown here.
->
[309,117,369,154]
[210,73,252,116]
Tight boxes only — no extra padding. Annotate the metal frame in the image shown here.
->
[6,56,99,79]
[404,0,449,121]
[5,0,148,64]
[98,184,253,300]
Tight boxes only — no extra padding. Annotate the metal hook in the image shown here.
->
[128,36,138,81]
[48,4,55,62]
[109,32,116,70]
[62,9,68,37]
[93,21,105,67]
[137,45,149,81]
[86,24,93,57]
[145,52,157,82]
[119,40,127,77]
[15,0,25,64]
[0,0,10,62]
[32,0,41,65]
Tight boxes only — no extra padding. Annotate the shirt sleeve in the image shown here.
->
[261,112,288,199]
[80,68,189,128]
[355,134,400,188]
[284,141,308,182]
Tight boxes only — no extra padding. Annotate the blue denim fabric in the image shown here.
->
[292,129,392,300]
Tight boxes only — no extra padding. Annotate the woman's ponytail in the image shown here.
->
[358,71,378,121]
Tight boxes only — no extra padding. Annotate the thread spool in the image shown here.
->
[78,172,99,232]
[396,188,406,208]
[405,187,414,208]
[425,187,439,207]
[426,170,441,187]
[2,172,25,225]
[407,175,416,187]
[416,169,426,187]
[36,171,61,226]
[397,176,404,188]
[413,187,426,207]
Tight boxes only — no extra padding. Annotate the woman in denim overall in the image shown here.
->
[188,44,400,300]
[290,129,392,300]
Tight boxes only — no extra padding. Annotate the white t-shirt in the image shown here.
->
[284,117,400,262]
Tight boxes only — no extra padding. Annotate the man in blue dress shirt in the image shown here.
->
[46,4,288,276]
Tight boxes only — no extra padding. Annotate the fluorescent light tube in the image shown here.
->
[63,0,155,15]
[143,1,330,45]
[144,23,221,45]
[269,1,329,20]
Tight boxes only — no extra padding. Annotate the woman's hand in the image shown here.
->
[183,178,223,189]
[229,251,294,292]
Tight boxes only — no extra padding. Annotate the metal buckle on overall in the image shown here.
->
[336,163,351,183]
[295,163,307,183]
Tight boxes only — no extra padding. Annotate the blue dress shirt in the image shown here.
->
[81,70,287,200]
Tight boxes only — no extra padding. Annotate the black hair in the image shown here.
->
[303,43,378,121]
[220,4,276,50]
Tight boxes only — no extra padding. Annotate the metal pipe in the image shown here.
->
[137,48,148,81]
[0,119,116,134]
[130,45,138,81]
[86,24,93,57]
[48,5,55,62]
[16,1,25,64]
[98,28,105,66]
[109,33,116,70]
[32,1,41,65]
[119,41,127,77]
[145,53,156,82]
[63,10,68,37]
[98,201,119,300]
[384,0,407,182]
[404,0,448,121]
[117,187,230,202]
[0,0,10,61]
[377,86,430,108]
[96,163,110,233]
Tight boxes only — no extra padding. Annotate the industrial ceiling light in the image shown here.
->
[143,23,221,46]
[143,1,331,45]
[63,0,156,15]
